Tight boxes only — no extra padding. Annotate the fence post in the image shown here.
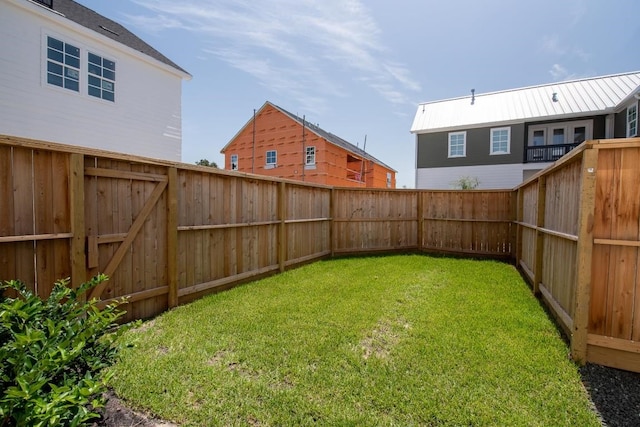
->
[167,167,179,308]
[330,188,335,257]
[515,187,524,266]
[69,153,86,292]
[571,147,598,364]
[417,191,424,251]
[510,189,518,260]
[533,176,546,295]
[278,181,287,272]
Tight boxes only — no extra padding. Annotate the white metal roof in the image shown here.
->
[411,71,640,134]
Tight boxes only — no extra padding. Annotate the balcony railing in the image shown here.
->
[525,143,581,163]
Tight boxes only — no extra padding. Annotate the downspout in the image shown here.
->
[414,134,419,189]
[360,135,367,186]
[301,115,306,182]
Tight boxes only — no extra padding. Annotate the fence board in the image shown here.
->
[0,146,16,285]
[590,148,640,340]
[11,148,35,288]
[590,147,615,335]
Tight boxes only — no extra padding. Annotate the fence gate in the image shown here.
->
[83,158,172,321]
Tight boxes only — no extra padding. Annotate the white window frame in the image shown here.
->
[305,146,316,166]
[230,154,238,171]
[87,51,116,102]
[265,150,277,168]
[627,104,638,137]
[45,35,80,93]
[43,32,117,103]
[448,131,466,158]
[386,172,392,188]
[490,127,511,155]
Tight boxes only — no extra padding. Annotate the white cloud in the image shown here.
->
[541,35,565,55]
[539,34,591,65]
[549,64,577,81]
[383,63,422,92]
[127,0,419,108]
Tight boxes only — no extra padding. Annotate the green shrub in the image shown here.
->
[0,275,133,426]
[452,176,480,190]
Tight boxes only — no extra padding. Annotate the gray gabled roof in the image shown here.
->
[271,102,396,172]
[411,71,640,134]
[35,0,189,76]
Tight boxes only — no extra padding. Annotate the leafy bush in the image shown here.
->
[452,176,480,190]
[0,275,132,426]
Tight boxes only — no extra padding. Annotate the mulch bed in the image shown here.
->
[580,363,640,427]
[93,392,175,427]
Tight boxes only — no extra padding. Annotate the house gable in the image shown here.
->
[222,101,396,188]
[25,0,190,77]
[0,0,189,161]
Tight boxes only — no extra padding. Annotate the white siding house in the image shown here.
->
[0,0,191,160]
[411,72,640,190]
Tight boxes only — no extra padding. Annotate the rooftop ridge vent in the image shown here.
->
[99,25,120,36]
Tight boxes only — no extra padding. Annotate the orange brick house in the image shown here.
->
[221,101,396,188]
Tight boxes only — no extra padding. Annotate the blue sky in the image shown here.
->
[78,0,640,188]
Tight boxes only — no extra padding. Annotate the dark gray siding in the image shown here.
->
[416,124,525,168]
[615,110,627,137]
[614,100,639,138]
[593,115,606,139]
[417,115,610,169]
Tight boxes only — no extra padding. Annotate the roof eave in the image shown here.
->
[220,101,271,154]
[615,90,640,112]
[411,109,617,134]
[269,103,396,171]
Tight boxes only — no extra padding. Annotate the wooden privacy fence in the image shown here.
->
[0,135,513,322]
[332,188,513,256]
[2,134,639,372]
[516,137,640,373]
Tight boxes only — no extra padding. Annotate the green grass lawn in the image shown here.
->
[109,255,600,426]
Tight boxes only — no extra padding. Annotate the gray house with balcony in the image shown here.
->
[411,71,640,189]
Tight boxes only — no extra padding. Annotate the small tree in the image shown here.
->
[195,159,218,168]
[452,176,480,190]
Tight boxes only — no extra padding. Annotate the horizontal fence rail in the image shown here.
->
[2,134,640,373]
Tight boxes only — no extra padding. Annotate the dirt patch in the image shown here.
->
[206,349,231,366]
[93,391,176,427]
[131,319,156,334]
[358,318,411,360]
